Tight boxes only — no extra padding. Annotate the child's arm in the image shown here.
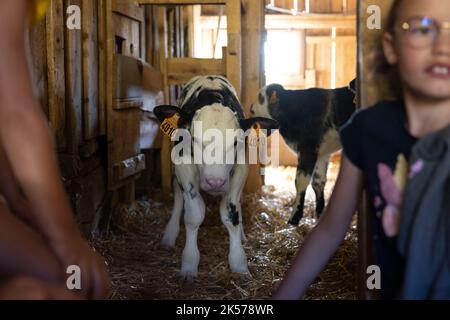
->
[273,156,364,299]
[0,0,110,299]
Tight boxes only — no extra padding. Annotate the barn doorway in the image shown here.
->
[263,0,357,214]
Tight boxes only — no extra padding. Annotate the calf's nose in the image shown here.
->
[206,177,226,189]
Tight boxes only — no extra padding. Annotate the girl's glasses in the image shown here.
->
[396,17,450,49]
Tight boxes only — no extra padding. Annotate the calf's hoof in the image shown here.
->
[288,212,303,225]
[179,269,198,287]
[161,235,177,249]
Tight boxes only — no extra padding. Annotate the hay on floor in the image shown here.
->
[92,163,357,300]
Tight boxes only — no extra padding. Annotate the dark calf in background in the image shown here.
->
[251,80,356,225]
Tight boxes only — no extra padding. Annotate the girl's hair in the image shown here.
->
[372,0,404,99]
[386,0,404,33]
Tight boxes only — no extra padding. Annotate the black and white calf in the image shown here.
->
[154,76,278,281]
[250,80,356,225]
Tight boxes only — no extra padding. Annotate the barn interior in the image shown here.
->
[23,0,385,300]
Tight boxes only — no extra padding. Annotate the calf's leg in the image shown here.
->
[220,164,249,274]
[161,178,184,248]
[174,164,205,281]
[289,152,318,225]
[311,156,329,218]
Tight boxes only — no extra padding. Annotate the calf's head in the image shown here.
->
[154,104,278,194]
[250,84,284,120]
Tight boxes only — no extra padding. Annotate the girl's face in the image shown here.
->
[383,0,450,100]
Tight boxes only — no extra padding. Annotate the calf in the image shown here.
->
[250,80,356,225]
[154,76,278,281]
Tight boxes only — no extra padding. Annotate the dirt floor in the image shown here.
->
[92,161,358,300]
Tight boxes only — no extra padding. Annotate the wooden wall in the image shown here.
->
[28,1,107,234]
[27,0,166,233]
[265,0,357,13]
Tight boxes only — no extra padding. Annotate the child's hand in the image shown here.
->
[50,233,111,300]
[382,204,400,238]
[378,158,407,238]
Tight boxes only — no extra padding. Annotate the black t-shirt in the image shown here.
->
[340,100,418,299]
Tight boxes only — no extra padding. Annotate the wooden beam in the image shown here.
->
[199,13,356,30]
[46,0,66,151]
[242,0,264,192]
[157,6,174,194]
[166,58,226,85]
[82,0,100,140]
[226,0,242,99]
[113,0,145,22]
[114,154,146,182]
[98,0,107,136]
[65,0,83,153]
[138,0,227,4]
[266,13,356,29]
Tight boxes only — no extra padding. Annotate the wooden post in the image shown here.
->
[82,0,100,140]
[65,0,83,154]
[158,7,174,194]
[226,0,242,99]
[98,0,107,136]
[358,0,393,300]
[242,0,265,192]
[46,0,66,151]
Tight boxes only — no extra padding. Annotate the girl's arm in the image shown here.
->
[0,0,77,245]
[0,0,110,299]
[273,156,364,300]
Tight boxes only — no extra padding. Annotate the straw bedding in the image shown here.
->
[92,163,357,300]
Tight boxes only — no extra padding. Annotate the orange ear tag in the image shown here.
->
[160,114,180,138]
[270,91,278,104]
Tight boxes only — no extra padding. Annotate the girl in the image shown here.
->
[274,0,450,300]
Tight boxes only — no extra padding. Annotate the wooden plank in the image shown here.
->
[242,0,264,192]
[145,7,154,63]
[185,6,195,57]
[82,0,100,140]
[113,54,144,99]
[166,58,226,84]
[28,19,49,117]
[110,108,142,189]
[106,0,115,191]
[306,35,355,44]
[114,154,146,182]
[200,14,356,31]
[65,0,83,153]
[113,0,145,22]
[266,14,356,29]
[143,62,164,92]
[226,0,242,99]
[113,98,143,110]
[113,13,142,58]
[157,6,173,194]
[98,0,107,136]
[138,0,227,4]
[360,0,394,107]
[46,0,66,150]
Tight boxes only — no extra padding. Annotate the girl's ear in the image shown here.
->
[382,32,398,65]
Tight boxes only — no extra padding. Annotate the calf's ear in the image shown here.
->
[240,117,279,137]
[266,84,283,106]
[153,105,184,123]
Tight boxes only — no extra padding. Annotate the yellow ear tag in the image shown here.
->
[250,123,266,146]
[160,114,180,138]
